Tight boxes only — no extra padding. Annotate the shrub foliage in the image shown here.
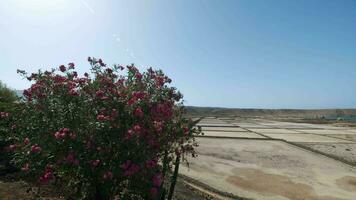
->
[2,58,200,199]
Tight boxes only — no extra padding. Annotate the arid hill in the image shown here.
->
[185,106,356,117]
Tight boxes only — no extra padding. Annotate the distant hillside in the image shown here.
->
[185,106,356,117]
[12,90,356,117]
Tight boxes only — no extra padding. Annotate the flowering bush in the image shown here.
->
[4,58,200,199]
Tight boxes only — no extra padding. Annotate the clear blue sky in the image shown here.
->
[0,0,355,109]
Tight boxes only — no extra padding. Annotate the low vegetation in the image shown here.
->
[1,58,201,199]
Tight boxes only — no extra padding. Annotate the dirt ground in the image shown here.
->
[180,117,356,200]
[0,170,221,200]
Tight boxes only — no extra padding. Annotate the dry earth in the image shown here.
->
[178,117,356,200]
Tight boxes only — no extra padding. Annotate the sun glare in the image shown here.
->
[12,0,71,14]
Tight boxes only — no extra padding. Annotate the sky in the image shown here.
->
[0,0,355,109]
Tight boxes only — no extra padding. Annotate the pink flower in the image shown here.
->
[59,65,66,72]
[106,68,113,74]
[120,161,140,177]
[31,145,42,153]
[125,129,133,140]
[133,125,141,133]
[24,138,30,145]
[96,90,105,98]
[72,71,78,77]
[146,159,157,169]
[135,72,142,80]
[134,107,143,118]
[91,159,100,168]
[39,166,54,184]
[66,152,79,165]
[54,75,67,83]
[69,89,79,96]
[0,112,9,118]
[120,160,132,170]
[54,128,69,140]
[97,114,109,121]
[183,127,189,136]
[54,131,63,139]
[21,163,30,172]
[154,121,163,133]
[132,91,145,99]
[98,59,105,66]
[8,144,16,151]
[68,62,75,69]
[127,98,136,106]
[155,76,165,87]
[61,128,69,133]
[152,172,163,187]
[103,171,113,180]
[150,187,158,197]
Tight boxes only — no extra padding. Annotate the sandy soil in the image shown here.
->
[297,143,356,164]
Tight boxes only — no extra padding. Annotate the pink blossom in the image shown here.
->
[106,68,113,74]
[24,137,30,145]
[135,72,142,80]
[54,132,63,139]
[72,71,78,77]
[134,107,143,118]
[121,161,140,177]
[91,159,100,168]
[154,121,163,133]
[98,59,105,66]
[21,163,30,172]
[31,145,42,153]
[183,127,189,136]
[59,65,66,72]
[96,90,105,98]
[54,128,68,140]
[54,75,67,83]
[61,128,69,133]
[132,91,145,99]
[125,129,133,140]
[155,76,165,87]
[133,124,141,133]
[78,78,87,84]
[103,171,113,180]
[0,112,9,118]
[68,62,75,69]
[97,114,109,121]
[66,152,79,165]
[120,160,132,170]
[8,144,16,151]
[69,89,79,96]
[146,159,157,169]
[152,172,163,187]
[39,166,54,184]
[127,98,136,106]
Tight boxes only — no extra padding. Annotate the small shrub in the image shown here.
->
[4,58,200,199]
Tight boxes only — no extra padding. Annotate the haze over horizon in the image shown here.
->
[0,0,355,109]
